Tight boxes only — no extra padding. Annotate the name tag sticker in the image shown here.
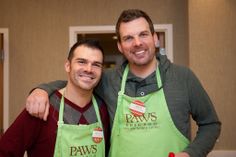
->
[92,127,103,143]
[129,100,146,116]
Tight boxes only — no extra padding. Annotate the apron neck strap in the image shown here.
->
[92,95,103,126]
[58,94,65,125]
[120,65,129,94]
[156,66,162,88]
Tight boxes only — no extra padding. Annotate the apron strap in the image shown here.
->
[120,65,129,94]
[92,95,103,129]
[58,89,103,129]
[156,66,162,88]
[58,95,65,125]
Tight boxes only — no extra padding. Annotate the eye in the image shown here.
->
[77,59,87,65]
[92,63,103,68]
[122,36,133,42]
[140,32,149,38]
[78,60,85,63]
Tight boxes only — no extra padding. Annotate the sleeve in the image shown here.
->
[98,100,110,157]
[0,109,43,157]
[34,80,67,96]
[184,69,221,157]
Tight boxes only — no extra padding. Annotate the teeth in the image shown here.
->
[79,74,94,79]
[135,50,145,55]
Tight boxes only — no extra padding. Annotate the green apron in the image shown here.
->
[54,94,105,157]
[109,65,189,157]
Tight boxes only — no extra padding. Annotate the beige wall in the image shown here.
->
[0,0,188,122]
[0,0,235,151]
[189,0,236,150]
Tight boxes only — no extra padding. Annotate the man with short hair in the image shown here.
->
[25,9,221,157]
[0,39,110,157]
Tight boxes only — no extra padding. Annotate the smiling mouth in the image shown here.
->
[79,74,95,80]
[133,50,146,56]
[136,50,145,54]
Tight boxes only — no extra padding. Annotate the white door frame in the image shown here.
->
[0,28,9,131]
[69,24,173,62]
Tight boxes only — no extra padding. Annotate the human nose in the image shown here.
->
[133,37,142,46]
[84,63,93,72]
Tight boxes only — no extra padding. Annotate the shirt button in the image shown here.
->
[140,92,145,96]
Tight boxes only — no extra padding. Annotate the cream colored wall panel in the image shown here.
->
[189,0,236,150]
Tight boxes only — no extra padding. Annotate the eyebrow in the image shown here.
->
[76,58,103,65]
[121,30,151,38]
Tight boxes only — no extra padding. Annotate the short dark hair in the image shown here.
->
[116,9,155,42]
[67,39,104,61]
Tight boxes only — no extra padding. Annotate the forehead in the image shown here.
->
[119,17,150,36]
[73,45,103,62]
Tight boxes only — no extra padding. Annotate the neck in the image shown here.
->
[59,83,93,108]
[129,58,159,78]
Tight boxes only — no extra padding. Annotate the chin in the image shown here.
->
[81,87,94,91]
[82,84,97,91]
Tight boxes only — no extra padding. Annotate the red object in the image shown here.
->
[129,100,145,116]
[168,152,175,157]
[92,127,103,143]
